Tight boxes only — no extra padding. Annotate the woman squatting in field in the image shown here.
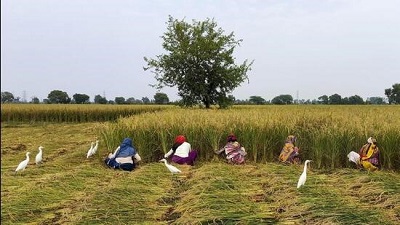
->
[359,137,380,171]
[104,137,142,171]
[215,133,247,164]
[279,135,301,164]
[164,135,198,166]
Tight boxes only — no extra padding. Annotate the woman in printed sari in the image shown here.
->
[164,135,198,166]
[215,133,247,164]
[279,135,300,164]
[359,137,380,171]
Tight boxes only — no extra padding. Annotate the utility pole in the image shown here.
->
[23,90,27,102]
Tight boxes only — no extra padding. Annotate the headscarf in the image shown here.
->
[174,135,186,145]
[116,138,136,158]
[227,133,237,142]
[286,135,296,144]
[367,137,377,144]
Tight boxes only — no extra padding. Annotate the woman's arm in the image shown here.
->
[164,149,174,158]
[215,147,225,154]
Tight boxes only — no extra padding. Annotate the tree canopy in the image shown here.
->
[271,94,293,105]
[47,90,71,104]
[1,91,15,103]
[154,92,169,104]
[73,93,90,104]
[94,95,107,104]
[144,16,253,109]
[385,83,400,104]
[115,97,126,104]
[249,96,266,105]
[328,94,342,104]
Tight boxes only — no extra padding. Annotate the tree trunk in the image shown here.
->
[203,96,211,109]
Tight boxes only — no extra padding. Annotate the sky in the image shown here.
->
[1,0,399,102]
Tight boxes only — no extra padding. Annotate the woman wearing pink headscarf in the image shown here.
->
[215,133,247,164]
[164,135,198,166]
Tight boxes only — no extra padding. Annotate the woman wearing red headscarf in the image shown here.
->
[215,133,247,164]
[164,135,198,166]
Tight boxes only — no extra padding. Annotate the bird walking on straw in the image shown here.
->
[35,146,44,165]
[159,158,181,174]
[15,152,31,175]
[297,160,312,188]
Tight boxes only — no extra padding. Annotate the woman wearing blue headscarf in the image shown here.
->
[104,137,141,171]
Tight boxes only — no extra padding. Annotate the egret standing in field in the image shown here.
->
[15,152,31,174]
[297,160,312,188]
[159,159,181,174]
[86,142,95,158]
[92,140,99,154]
[35,146,44,165]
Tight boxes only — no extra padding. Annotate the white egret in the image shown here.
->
[35,146,44,165]
[347,151,360,165]
[92,140,99,154]
[297,160,312,188]
[86,142,95,158]
[15,152,30,174]
[159,159,181,174]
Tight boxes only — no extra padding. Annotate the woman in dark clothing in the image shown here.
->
[104,137,141,171]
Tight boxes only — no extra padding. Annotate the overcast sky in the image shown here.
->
[2,0,399,102]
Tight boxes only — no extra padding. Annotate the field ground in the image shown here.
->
[1,122,399,224]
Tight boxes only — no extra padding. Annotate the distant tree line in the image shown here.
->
[1,83,399,105]
[0,90,171,105]
[240,94,388,105]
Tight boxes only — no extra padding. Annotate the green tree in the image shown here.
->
[142,97,150,104]
[47,90,71,104]
[144,16,253,109]
[385,83,400,104]
[328,94,342,104]
[154,92,169,104]
[348,95,364,104]
[115,97,126,104]
[94,95,107,104]
[271,94,293,105]
[1,91,15,103]
[318,95,329,104]
[73,93,90,104]
[126,97,136,104]
[249,96,266,105]
[367,97,385,105]
[31,97,40,104]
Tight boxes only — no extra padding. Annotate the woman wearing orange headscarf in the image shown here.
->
[164,135,198,166]
[279,135,300,164]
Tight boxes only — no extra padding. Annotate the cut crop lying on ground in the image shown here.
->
[1,107,399,224]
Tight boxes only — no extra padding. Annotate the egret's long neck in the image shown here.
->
[303,162,308,173]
